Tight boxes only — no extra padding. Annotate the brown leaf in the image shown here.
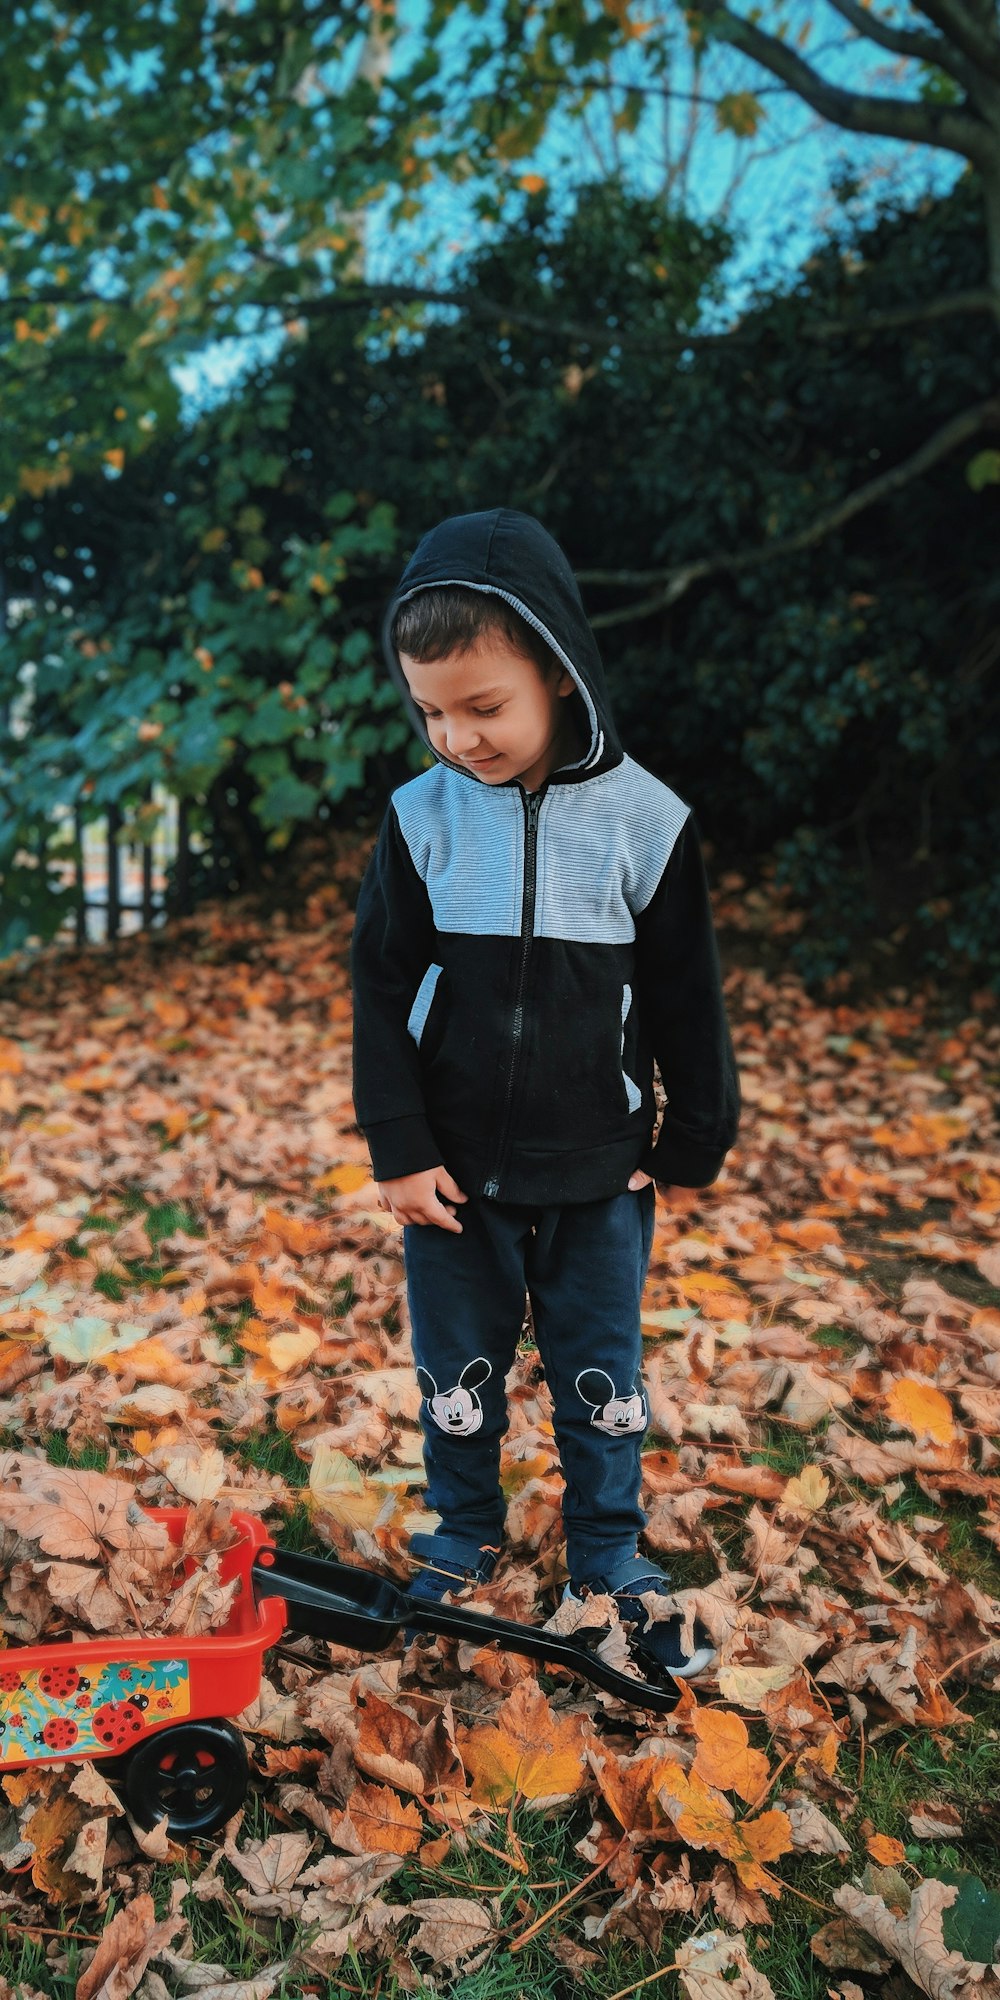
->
[222,1831,313,1896]
[672,1926,776,1998]
[908,1802,963,1840]
[75,1893,185,2000]
[406,1896,499,1968]
[834,1877,1000,2000]
[354,1693,425,1795]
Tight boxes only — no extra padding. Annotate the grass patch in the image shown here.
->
[44,1434,110,1473]
[239,1430,310,1489]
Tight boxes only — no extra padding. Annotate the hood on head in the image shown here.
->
[379,507,624,784]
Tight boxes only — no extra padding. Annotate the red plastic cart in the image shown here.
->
[0,1507,687,1838]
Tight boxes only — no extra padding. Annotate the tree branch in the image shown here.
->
[826,0,975,80]
[6,281,998,354]
[575,396,1000,625]
[916,0,1000,85]
[690,3,998,165]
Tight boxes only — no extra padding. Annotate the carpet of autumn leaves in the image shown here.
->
[1,846,1000,2000]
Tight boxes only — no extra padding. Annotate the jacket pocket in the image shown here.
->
[620,984,643,1113]
[407,962,445,1051]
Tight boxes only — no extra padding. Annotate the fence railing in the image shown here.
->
[47,785,202,947]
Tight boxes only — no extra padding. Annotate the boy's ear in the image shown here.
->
[575,1368,615,1406]
[459,1356,492,1392]
[416,1367,437,1400]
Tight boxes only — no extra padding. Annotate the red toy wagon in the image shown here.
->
[0,1507,687,1839]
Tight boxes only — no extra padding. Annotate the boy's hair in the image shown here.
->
[391,585,561,681]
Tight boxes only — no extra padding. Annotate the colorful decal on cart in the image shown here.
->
[0,1656,191,1765]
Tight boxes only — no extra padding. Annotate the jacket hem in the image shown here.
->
[433,1127,658,1206]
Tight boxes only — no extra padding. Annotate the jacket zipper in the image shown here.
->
[482,781,546,1197]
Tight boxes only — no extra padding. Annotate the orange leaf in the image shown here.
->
[251,1269,301,1321]
[262,1207,335,1256]
[885,1376,957,1446]
[866,1832,907,1866]
[692,1708,771,1805]
[342,1781,423,1854]
[657,1765,792,1893]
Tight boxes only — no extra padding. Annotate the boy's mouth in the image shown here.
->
[465,753,501,768]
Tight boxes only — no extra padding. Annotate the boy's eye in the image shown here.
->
[476,705,502,717]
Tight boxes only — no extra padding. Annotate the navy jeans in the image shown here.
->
[402,1181,656,1585]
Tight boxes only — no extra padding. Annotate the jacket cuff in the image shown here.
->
[362,1113,443,1185]
[638,1128,732,1189]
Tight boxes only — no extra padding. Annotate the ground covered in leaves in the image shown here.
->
[1,854,1000,2000]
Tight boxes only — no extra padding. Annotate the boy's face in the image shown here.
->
[399,638,582,792]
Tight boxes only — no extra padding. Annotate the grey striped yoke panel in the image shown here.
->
[392,756,690,944]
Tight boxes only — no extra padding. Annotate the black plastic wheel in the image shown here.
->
[121,1718,249,1838]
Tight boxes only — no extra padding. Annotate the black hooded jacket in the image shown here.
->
[350,507,741,1204]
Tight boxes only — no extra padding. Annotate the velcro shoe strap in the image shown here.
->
[408,1531,499,1582]
[580,1553,672,1597]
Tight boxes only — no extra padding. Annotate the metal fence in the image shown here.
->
[47,785,202,947]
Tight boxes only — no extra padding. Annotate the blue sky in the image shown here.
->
[171,0,965,422]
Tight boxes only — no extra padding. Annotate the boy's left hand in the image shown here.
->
[627,1170,654,1191]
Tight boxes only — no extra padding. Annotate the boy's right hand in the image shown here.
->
[375,1164,469,1233]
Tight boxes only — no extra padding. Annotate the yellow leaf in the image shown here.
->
[265,1326,320,1375]
[885,1376,956,1446]
[313,1162,372,1193]
[780,1465,830,1516]
[307,1444,384,1529]
[457,1682,590,1807]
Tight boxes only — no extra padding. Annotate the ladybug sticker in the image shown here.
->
[0,1656,190,1766]
[38,1716,78,1753]
[92,1695,149,1751]
[38,1666,86,1701]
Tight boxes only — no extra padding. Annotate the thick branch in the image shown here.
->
[576,396,1000,625]
[5,281,998,353]
[826,0,963,70]
[692,3,997,165]
[917,0,1000,85]
[828,0,988,104]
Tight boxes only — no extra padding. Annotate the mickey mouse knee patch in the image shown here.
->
[575,1367,648,1436]
[416,1357,493,1437]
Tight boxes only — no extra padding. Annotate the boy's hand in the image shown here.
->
[376,1165,469,1233]
[627,1170,654,1191]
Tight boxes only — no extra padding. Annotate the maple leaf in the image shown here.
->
[779,1465,830,1516]
[334,1781,423,1856]
[457,1681,591,1807]
[657,1764,793,1893]
[692,1708,771,1806]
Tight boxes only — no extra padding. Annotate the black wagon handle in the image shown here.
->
[251,1546,683,1713]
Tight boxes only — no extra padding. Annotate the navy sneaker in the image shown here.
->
[562,1552,717,1680]
[402,1531,502,1644]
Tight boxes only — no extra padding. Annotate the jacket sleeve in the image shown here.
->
[632,813,741,1188]
[349,799,446,1184]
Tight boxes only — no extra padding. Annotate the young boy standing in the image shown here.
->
[350,507,740,1679]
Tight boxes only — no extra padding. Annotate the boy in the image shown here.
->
[350,507,740,1679]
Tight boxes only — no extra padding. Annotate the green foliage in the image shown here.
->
[3,153,998,986]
